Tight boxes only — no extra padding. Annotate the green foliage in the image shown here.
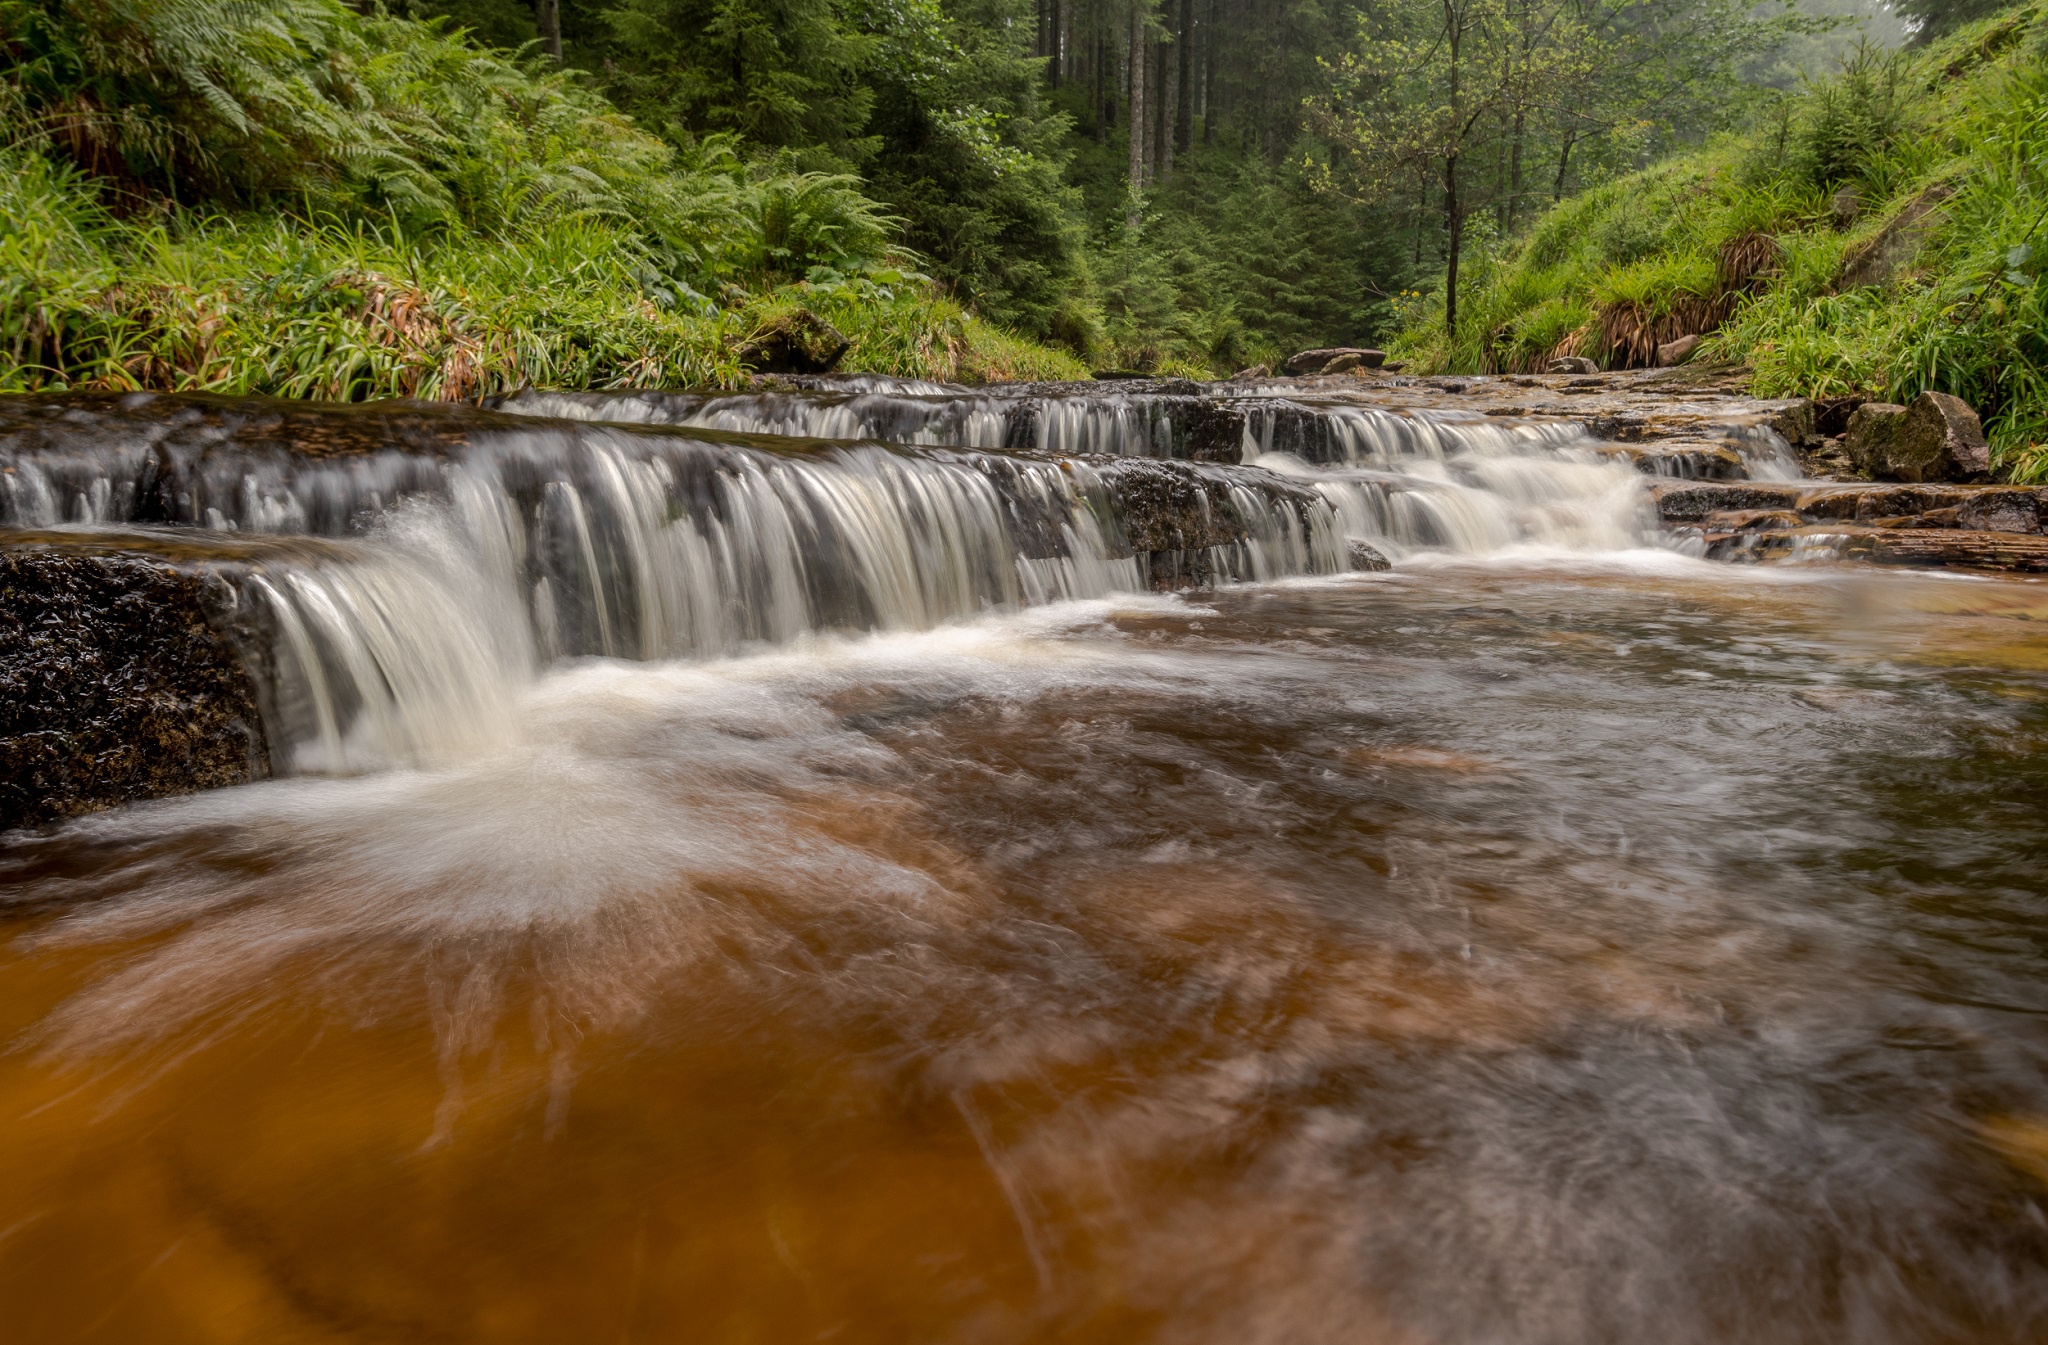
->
[0,0,1080,394]
[1395,5,2048,478]
[602,0,876,153]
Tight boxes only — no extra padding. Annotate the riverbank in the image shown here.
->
[1390,8,2048,480]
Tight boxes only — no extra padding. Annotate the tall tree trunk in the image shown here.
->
[1444,153,1462,340]
[1128,0,1148,199]
[1202,0,1217,144]
[1508,108,1524,231]
[533,0,562,62]
[1153,37,1173,181]
[1050,0,1062,85]
[1095,31,1109,142]
[1173,0,1193,154]
[1552,132,1575,201]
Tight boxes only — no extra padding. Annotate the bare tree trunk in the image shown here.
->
[1507,108,1524,230]
[533,0,562,62]
[1051,0,1063,85]
[1095,30,1110,143]
[1128,0,1148,199]
[1202,0,1217,144]
[1444,153,1462,339]
[1552,131,1575,201]
[1153,37,1174,181]
[1174,0,1193,154]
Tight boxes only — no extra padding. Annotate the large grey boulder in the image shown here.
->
[1845,392,1990,482]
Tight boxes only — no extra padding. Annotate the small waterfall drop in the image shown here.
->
[0,377,1796,782]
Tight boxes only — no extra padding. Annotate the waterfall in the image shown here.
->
[0,379,1762,778]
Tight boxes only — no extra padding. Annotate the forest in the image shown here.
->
[1,0,2042,467]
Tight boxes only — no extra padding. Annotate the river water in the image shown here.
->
[2,383,2047,1341]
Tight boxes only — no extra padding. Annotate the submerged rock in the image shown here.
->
[1844,392,1989,482]
[1346,540,1392,571]
[0,531,270,831]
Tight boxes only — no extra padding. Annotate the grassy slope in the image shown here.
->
[1391,8,2048,478]
[0,5,1084,396]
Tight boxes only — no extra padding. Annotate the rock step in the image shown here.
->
[1696,524,2048,573]
[0,530,277,831]
[1652,481,2048,534]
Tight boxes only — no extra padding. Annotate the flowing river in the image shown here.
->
[2,377,2046,1341]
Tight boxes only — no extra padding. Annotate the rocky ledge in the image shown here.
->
[0,529,281,831]
[1653,481,2048,571]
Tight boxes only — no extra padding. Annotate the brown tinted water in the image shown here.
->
[5,558,2048,1343]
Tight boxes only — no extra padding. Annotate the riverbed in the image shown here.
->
[5,551,2047,1341]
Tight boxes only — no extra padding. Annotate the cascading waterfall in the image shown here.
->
[0,377,1786,777]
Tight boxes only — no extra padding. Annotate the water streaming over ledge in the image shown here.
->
[0,383,1738,771]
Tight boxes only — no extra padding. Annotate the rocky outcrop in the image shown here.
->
[0,531,270,831]
[1545,357,1599,374]
[1090,458,1332,590]
[1656,480,2048,570]
[1285,348,1386,375]
[1654,480,2046,532]
[736,310,850,375]
[1844,392,1990,482]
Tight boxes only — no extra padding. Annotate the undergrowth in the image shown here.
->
[1393,8,2048,479]
[0,0,1085,395]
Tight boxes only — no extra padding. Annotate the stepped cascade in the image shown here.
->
[0,372,1811,782]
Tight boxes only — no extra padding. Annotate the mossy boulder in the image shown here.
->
[1844,392,1990,482]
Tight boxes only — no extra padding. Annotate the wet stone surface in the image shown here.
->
[0,531,271,830]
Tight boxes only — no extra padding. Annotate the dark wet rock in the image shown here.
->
[1091,370,1154,380]
[1764,399,1820,447]
[1089,458,1330,590]
[1597,441,1748,480]
[0,531,270,831]
[1845,392,1989,482]
[1650,482,1808,521]
[1546,357,1599,375]
[1704,509,1802,532]
[1347,540,1392,572]
[1958,490,2043,534]
[735,311,849,375]
[1815,396,1863,438]
[1285,347,1385,376]
[1659,480,2048,533]
[1655,334,1702,367]
[1228,365,1271,380]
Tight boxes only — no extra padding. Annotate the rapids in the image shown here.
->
[2,377,2046,1342]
